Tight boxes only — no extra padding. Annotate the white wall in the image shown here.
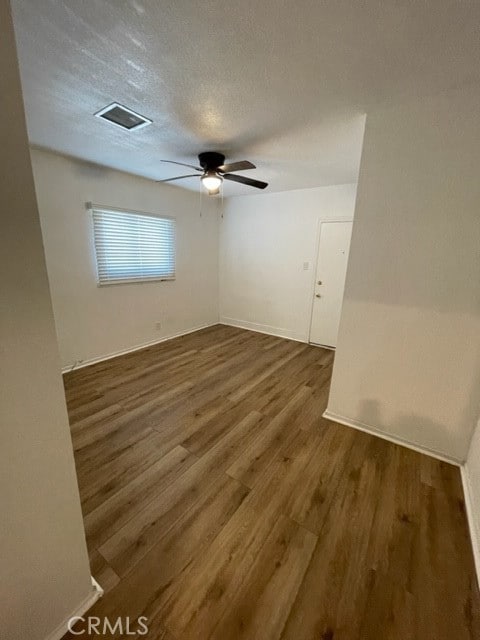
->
[0,2,93,638]
[219,184,357,342]
[30,148,219,369]
[327,85,480,463]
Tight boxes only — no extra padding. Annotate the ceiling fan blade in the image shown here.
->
[217,160,256,173]
[157,174,199,183]
[160,159,202,172]
[223,173,268,189]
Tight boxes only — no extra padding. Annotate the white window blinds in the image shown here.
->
[91,206,175,285]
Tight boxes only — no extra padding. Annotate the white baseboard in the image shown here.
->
[461,465,480,586]
[45,576,103,640]
[323,409,462,466]
[219,317,308,344]
[62,322,218,373]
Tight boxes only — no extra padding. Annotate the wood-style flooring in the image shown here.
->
[62,324,480,639]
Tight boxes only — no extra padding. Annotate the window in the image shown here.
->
[91,206,175,285]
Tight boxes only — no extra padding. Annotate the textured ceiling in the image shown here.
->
[11,0,480,196]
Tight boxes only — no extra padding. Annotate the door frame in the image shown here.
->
[308,218,354,348]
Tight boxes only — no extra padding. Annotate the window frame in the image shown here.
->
[88,203,176,287]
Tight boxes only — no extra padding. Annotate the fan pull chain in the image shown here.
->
[221,180,224,218]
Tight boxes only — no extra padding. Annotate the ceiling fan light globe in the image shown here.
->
[201,173,222,192]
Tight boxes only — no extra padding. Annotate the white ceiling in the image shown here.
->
[11,0,480,196]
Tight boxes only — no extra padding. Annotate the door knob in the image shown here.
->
[315,294,321,298]
[317,280,322,285]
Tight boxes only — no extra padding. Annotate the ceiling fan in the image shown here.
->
[158,151,268,195]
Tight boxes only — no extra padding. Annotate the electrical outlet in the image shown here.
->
[155,321,162,330]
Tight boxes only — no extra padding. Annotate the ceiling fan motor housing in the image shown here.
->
[198,151,225,171]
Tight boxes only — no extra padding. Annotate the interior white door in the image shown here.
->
[309,221,352,348]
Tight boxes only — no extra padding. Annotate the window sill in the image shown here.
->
[97,277,176,287]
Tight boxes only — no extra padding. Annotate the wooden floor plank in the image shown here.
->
[64,469,250,639]
[98,411,263,576]
[84,444,197,549]
[88,549,120,595]
[226,385,312,488]
[61,324,480,640]
[208,515,317,640]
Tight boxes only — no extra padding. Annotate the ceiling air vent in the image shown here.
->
[94,102,152,130]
